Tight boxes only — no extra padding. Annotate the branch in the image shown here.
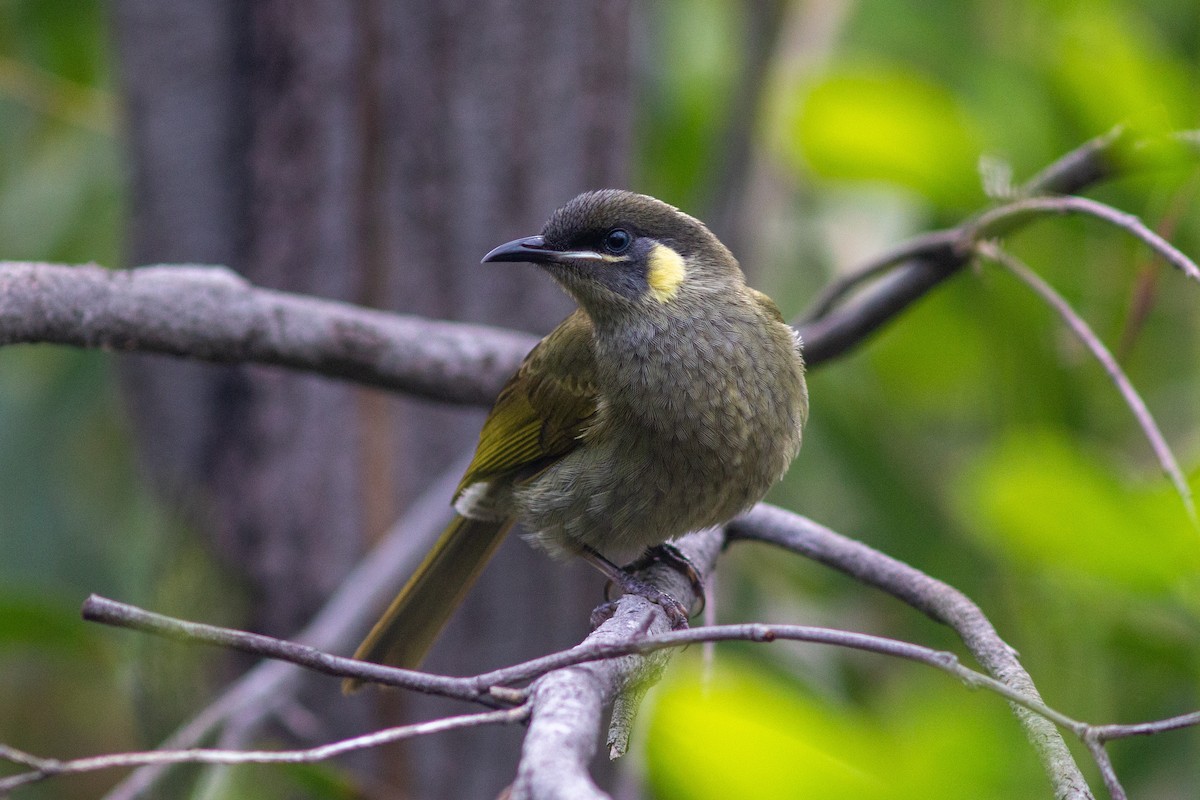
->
[31,560,1200,799]
[979,242,1196,521]
[82,510,1093,799]
[69,594,1092,730]
[968,195,1200,284]
[794,129,1142,337]
[799,127,1140,325]
[0,707,527,794]
[81,595,509,705]
[799,190,1200,342]
[0,262,534,405]
[794,129,1200,364]
[1019,126,1129,196]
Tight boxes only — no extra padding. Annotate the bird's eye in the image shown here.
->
[603,228,632,254]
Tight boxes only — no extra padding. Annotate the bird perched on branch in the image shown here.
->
[347,190,808,685]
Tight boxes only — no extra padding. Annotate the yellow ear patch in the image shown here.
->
[647,243,686,303]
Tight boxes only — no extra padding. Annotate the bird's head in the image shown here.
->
[482,190,743,321]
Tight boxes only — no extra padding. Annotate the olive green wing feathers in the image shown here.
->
[454,310,599,499]
[346,313,599,680]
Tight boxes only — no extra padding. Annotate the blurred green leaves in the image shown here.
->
[0,0,118,264]
[638,0,743,205]
[959,429,1200,593]
[0,592,92,653]
[1051,2,1199,139]
[769,0,1199,211]
[782,65,984,208]
[648,663,884,800]
[646,659,1045,799]
[0,4,176,797]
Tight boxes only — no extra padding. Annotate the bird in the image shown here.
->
[346,189,808,684]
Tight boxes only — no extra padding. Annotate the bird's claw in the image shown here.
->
[622,543,706,617]
[603,572,691,629]
[589,600,620,629]
[581,542,698,629]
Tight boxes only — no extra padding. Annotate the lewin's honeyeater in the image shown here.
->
[347,190,808,681]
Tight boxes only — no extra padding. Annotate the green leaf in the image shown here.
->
[277,762,359,799]
[645,660,1046,799]
[779,64,983,207]
[1050,3,1197,138]
[0,592,89,652]
[957,429,1200,593]
[646,663,887,800]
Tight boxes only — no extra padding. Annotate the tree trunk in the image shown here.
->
[111,0,631,796]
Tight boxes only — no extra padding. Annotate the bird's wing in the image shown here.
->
[454,310,598,499]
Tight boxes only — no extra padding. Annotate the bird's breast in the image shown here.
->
[513,308,805,557]
[594,311,800,453]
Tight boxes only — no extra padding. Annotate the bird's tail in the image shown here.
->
[344,515,514,692]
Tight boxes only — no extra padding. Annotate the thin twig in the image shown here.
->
[1094,709,1200,741]
[798,130,1200,340]
[1023,126,1200,196]
[800,230,961,322]
[797,128,1170,328]
[980,242,1196,521]
[81,595,502,705]
[1020,126,1129,196]
[71,596,1086,731]
[1084,736,1129,800]
[0,707,528,794]
[36,593,1200,800]
[801,192,1200,330]
[969,195,1200,283]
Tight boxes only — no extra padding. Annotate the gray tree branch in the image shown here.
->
[794,128,1199,363]
[509,528,723,800]
[978,242,1195,519]
[0,707,528,795]
[0,262,534,405]
[12,510,1198,799]
[81,510,1094,799]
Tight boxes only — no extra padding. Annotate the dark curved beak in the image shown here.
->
[481,235,555,264]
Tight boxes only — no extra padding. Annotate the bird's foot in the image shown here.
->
[604,571,691,629]
[589,600,620,629]
[623,543,706,617]
[580,544,693,629]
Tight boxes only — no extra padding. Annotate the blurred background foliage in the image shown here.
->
[1,0,1198,798]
